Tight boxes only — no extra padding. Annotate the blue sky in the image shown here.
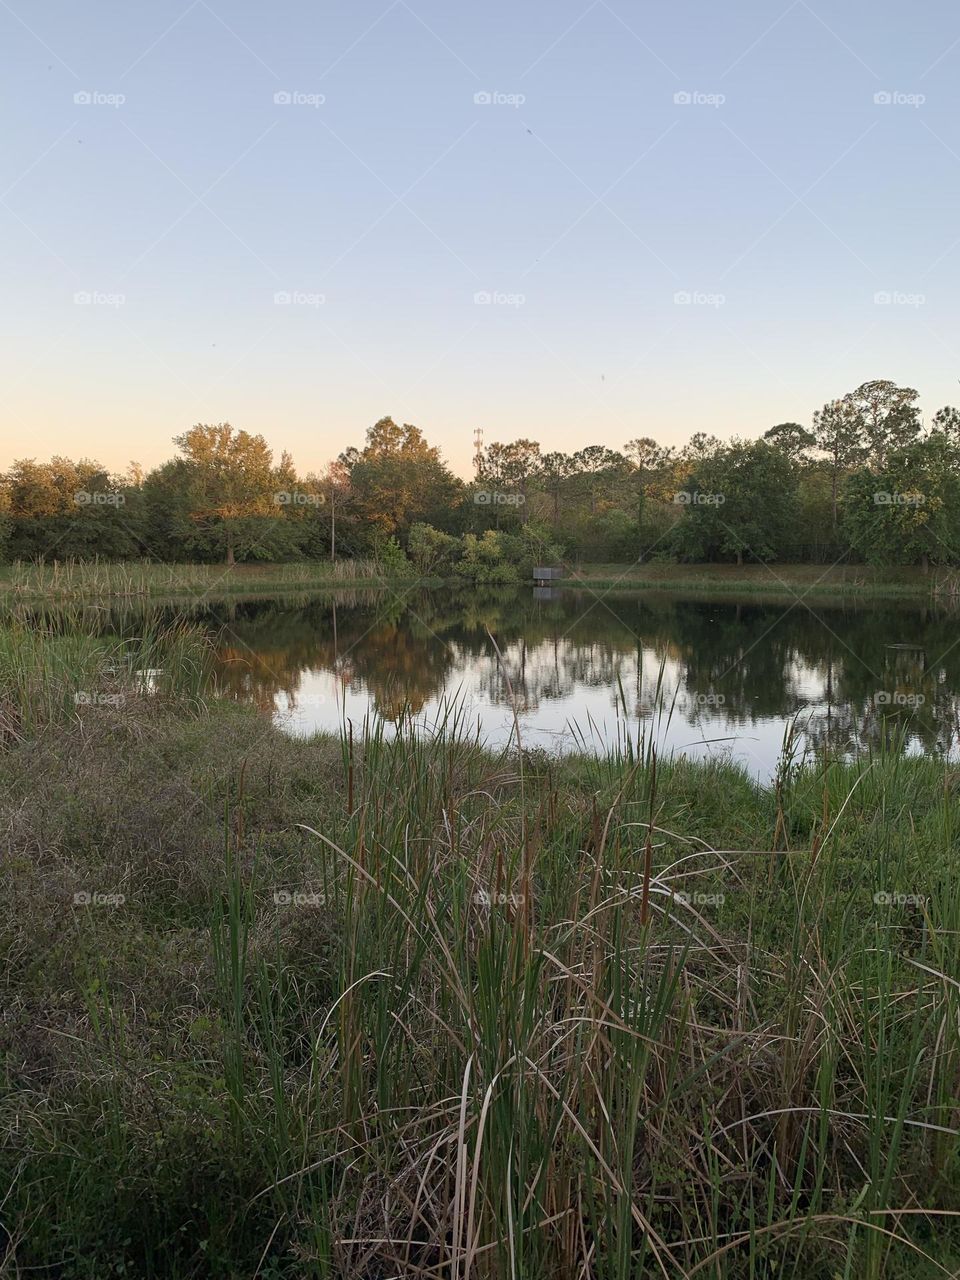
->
[3,0,959,476]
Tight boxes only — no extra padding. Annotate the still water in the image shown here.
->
[199,586,960,780]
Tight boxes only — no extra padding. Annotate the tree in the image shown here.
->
[173,423,282,565]
[672,440,800,565]
[624,437,675,524]
[843,434,960,570]
[846,380,921,467]
[763,422,815,462]
[932,406,960,446]
[407,522,459,575]
[572,445,625,513]
[347,417,462,541]
[813,397,865,525]
[537,451,577,526]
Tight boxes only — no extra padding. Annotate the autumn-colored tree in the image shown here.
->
[173,423,283,564]
[347,417,461,540]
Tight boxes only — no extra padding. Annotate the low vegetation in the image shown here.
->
[2,624,960,1277]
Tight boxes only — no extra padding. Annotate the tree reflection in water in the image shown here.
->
[130,586,960,772]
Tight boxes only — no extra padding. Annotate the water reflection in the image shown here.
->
[14,587,957,778]
[200,587,959,777]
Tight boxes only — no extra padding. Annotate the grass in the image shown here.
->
[3,558,957,608]
[0,558,405,603]
[565,561,960,599]
[2,629,960,1277]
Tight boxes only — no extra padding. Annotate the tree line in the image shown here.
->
[3,379,959,573]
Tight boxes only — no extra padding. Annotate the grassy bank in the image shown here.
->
[0,558,407,603]
[3,558,958,607]
[567,561,960,598]
[2,629,960,1277]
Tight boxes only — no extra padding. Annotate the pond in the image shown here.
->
[188,585,959,780]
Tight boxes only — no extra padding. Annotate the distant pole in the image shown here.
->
[473,426,484,479]
[330,484,336,562]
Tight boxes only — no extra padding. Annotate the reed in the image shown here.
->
[2,643,959,1277]
[0,557,394,602]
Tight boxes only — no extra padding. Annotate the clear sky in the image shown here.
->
[3,0,959,477]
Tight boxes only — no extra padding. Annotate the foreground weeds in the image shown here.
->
[1,687,960,1277]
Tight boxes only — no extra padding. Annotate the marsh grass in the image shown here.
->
[0,616,214,739]
[1,557,393,602]
[2,636,960,1277]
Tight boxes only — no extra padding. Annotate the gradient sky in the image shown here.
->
[3,0,959,477]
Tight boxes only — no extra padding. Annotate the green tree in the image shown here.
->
[537,451,577,526]
[672,440,800,565]
[843,434,960,570]
[847,380,922,466]
[813,397,866,525]
[763,421,815,462]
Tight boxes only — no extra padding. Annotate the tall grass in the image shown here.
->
[0,618,213,738]
[1,557,392,602]
[2,641,960,1275]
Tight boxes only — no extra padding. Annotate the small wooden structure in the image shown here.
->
[533,566,562,584]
